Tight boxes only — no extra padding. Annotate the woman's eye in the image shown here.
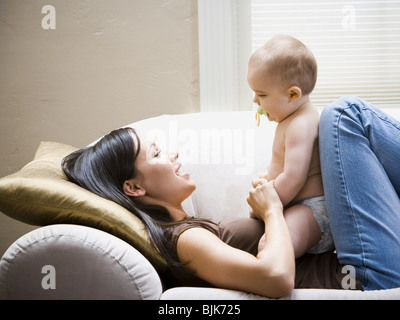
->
[154,150,161,158]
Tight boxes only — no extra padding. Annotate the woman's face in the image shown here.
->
[126,133,196,207]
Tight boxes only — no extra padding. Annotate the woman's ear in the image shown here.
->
[123,179,146,198]
[287,86,302,102]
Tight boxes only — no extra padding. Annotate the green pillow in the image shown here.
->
[0,141,167,273]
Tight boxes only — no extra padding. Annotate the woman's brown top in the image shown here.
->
[164,217,363,291]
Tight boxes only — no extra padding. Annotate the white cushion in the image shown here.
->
[161,286,400,300]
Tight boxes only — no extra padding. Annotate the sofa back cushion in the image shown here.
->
[132,111,276,221]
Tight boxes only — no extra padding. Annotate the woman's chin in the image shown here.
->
[177,171,196,189]
[187,179,196,192]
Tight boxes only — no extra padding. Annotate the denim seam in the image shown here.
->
[336,103,368,287]
[360,105,400,132]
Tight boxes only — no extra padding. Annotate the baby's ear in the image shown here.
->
[288,86,302,102]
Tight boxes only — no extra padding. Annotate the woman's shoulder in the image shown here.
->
[165,218,219,249]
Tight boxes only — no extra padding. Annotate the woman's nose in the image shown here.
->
[169,152,179,162]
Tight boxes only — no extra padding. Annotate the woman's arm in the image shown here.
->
[176,181,295,298]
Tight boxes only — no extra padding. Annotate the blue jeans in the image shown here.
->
[319,96,400,290]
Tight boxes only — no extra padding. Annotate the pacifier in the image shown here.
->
[255,106,269,127]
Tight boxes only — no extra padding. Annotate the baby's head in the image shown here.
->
[249,35,317,95]
[248,35,317,122]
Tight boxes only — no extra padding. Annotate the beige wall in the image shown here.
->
[0,0,199,256]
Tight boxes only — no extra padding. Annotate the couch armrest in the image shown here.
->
[0,224,163,300]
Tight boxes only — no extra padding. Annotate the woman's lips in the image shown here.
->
[175,164,189,178]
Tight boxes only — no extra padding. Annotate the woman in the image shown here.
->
[62,96,400,296]
[62,124,295,298]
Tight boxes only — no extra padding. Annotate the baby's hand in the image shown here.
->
[249,171,268,219]
[257,171,269,181]
[252,175,269,188]
[249,174,268,218]
[247,180,283,221]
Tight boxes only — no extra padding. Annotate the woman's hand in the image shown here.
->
[247,179,283,221]
[178,177,294,298]
[248,172,269,218]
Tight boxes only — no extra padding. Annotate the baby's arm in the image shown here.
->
[274,118,318,206]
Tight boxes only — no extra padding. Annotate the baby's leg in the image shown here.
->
[284,204,322,258]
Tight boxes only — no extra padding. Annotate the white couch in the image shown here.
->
[1,110,400,300]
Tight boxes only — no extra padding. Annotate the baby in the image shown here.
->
[247,35,334,258]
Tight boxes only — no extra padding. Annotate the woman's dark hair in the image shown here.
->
[61,127,213,274]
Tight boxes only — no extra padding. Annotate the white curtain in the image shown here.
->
[198,0,253,112]
[252,0,400,109]
[198,0,400,112]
